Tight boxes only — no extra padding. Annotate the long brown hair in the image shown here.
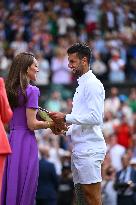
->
[6,52,35,108]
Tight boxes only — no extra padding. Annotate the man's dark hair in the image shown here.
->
[67,42,92,64]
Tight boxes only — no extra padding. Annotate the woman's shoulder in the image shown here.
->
[25,84,40,107]
[26,84,40,93]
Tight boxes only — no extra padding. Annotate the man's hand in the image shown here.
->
[48,112,66,123]
[49,120,68,135]
[48,112,68,135]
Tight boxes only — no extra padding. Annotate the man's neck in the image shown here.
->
[82,66,90,75]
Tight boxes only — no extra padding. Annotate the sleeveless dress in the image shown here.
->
[1,84,40,205]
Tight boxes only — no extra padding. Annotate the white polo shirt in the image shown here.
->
[66,70,106,155]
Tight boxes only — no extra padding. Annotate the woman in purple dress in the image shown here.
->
[1,52,59,205]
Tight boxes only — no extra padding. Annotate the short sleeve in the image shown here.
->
[26,85,40,109]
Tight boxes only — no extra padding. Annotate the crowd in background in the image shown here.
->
[0,0,136,84]
[0,0,136,204]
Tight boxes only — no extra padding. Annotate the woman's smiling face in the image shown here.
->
[27,58,39,81]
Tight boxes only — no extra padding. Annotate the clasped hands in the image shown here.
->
[48,112,68,135]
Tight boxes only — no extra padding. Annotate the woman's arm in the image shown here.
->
[26,108,54,131]
[26,108,65,135]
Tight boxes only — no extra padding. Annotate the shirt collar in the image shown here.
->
[77,70,92,84]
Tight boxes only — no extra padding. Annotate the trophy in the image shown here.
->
[38,107,68,134]
[38,107,52,122]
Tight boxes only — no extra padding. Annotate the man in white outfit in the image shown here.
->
[49,43,106,205]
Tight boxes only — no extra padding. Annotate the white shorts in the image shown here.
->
[71,152,106,185]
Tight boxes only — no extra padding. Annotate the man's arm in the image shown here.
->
[49,83,105,126]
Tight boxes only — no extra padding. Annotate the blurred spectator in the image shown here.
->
[102,152,112,179]
[107,134,126,172]
[101,165,117,205]
[48,136,68,176]
[92,31,107,56]
[51,47,72,85]
[115,114,132,149]
[105,87,120,115]
[114,153,136,205]
[57,8,76,35]
[130,157,136,170]
[57,162,74,205]
[131,134,136,157]
[129,59,136,81]
[45,90,66,112]
[103,111,120,136]
[117,94,132,125]
[83,1,99,34]
[78,25,88,43]
[128,88,136,113]
[36,144,58,205]
[0,54,11,79]
[132,113,136,133]
[63,97,73,114]
[108,49,126,82]
[10,33,28,55]
[92,51,107,81]
[100,2,118,34]
[35,52,50,85]
[0,0,135,85]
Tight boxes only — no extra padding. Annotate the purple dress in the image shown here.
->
[1,84,40,205]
